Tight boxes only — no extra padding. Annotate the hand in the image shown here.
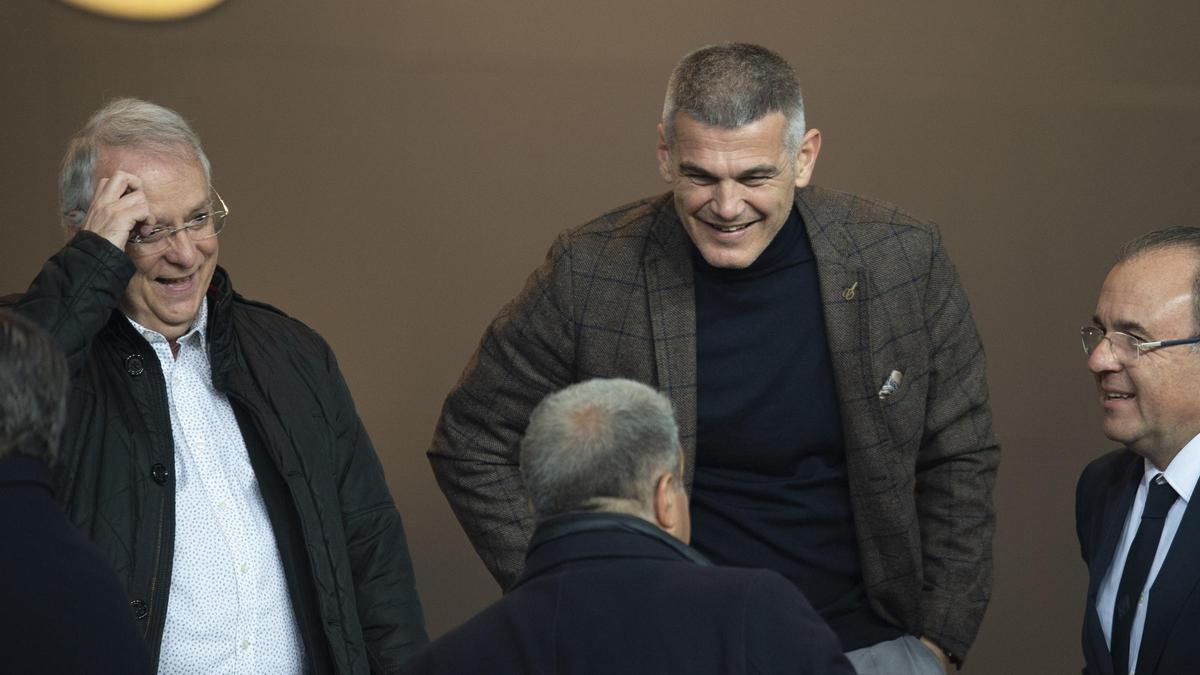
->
[78,171,154,251]
[918,636,953,673]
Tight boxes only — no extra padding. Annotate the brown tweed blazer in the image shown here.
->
[429,185,999,659]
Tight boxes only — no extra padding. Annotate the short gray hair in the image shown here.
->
[1115,226,1200,334]
[662,42,806,154]
[59,98,211,229]
[0,311,68,462]
[520,378,682,518]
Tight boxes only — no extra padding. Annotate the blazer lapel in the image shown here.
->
[1136,473,1200,674]
[794,188,925,624]
[1090,459,1141,600]
[642,204,698,486]
[794,188,895,492]
[1081,457,1139,675]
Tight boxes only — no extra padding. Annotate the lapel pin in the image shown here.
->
[842,281,858,301]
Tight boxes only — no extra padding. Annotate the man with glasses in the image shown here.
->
[4,98,426,673]
[1077,227,1200,674]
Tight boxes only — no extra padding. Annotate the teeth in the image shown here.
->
[1106,393,1133,400]
[714,223,750,233]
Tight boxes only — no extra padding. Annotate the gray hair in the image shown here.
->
[1116,226,1200,334]
[59,98,211,229]
[662,42,806,154]
[520,378,682,519]
[0,311,68,462]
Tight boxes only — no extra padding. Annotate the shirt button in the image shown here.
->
[239,562,248,575]
[150,463,169,485]
[217,500,228,510]
[239,639,250,651]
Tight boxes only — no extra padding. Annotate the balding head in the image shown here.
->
[520,378,685,529]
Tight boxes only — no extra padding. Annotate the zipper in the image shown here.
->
[146,490,169,670]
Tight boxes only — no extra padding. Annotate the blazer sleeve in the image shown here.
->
[427,233,576,589]
[744,570,857,675]
[913,225,1000,661]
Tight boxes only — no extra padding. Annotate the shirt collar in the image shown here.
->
[125,297,208,347]
[1144,431,1200,504]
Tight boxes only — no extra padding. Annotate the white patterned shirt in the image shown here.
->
[127,299,305,674]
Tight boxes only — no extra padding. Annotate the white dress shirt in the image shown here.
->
[127,299,305,674]
[1097,432,1200,674]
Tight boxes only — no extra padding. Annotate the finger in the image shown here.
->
[110,190,155,230]
[91,176,110,202]
[81,184,154,249]
[91,171,143,211]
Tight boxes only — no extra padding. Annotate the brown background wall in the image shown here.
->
[3,1,1199,671]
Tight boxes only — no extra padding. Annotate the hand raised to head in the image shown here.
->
[78,171,154,251]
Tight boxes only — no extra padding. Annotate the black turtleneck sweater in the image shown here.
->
[688,206,902,651]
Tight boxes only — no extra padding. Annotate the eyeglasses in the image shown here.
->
[1080,325,1200,362]
[126,188,229,255]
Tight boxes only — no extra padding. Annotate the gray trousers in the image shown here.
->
[844,635,946,675]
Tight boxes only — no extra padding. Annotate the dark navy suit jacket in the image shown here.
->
[1076,449,1200,674]
[0,455,150,674]
[403,512,854,675]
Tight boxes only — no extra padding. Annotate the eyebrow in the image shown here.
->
[1093,315,1152,336]
[677,161,780,179]
[185,197,211,217]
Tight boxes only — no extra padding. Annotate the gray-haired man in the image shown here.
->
[430,43,998,672]
[408,378,853,674]
[5,99,426,673]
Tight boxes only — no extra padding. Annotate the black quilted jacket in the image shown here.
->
[5,231,427,673]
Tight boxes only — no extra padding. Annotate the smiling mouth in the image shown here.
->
[1105,392,1134,400]
[704,219,755,234]
[156,274,194,288]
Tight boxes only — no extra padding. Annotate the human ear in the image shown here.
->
[656,123,675,183]
[793,128,822,188]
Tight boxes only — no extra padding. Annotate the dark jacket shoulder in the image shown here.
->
[1076,448,1138,560]
[797,185,944,266]
[1078,448,1138,510]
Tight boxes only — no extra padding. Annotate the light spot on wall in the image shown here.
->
[61,0,227,21]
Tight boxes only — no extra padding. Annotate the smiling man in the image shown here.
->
[430,43,998,672]
[6,99,426,673]
[1077,228,1200,675]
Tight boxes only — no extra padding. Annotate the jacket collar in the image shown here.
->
[204,265,245,392]
[515,511,708,590]
[795,185,866,270]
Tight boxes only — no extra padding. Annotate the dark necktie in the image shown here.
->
[1111,474,1179,675]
